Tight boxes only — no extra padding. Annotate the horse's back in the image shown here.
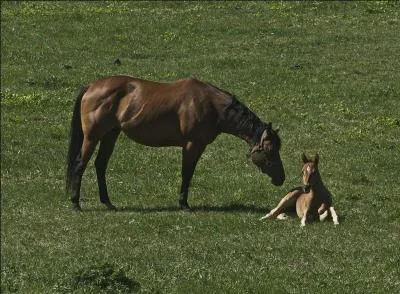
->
[84,75,211,106]
[81,75,225,146]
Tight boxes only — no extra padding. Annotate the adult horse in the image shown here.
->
[66,75,285,211]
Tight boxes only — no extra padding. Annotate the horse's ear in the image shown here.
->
[301,153,309,163]
[275,126,280,134]
[314,154,319,166]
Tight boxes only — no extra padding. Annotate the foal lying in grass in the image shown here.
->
[260,153,339,227]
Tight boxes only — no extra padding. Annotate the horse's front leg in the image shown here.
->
[179,142,206,211]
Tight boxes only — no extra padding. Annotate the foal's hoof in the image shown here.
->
[260,213,272,220]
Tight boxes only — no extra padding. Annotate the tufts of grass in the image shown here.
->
[53,263,140,293]
[1,1,400,293]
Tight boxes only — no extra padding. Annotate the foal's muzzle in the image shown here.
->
[302,184,311,193]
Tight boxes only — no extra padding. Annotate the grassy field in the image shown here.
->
[1,1,400,293]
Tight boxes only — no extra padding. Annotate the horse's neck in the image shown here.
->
[218,96,265,145]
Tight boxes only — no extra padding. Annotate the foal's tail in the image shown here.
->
[66,86,87,195]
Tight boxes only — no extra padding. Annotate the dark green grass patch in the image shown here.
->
[2,1,400,293]
[54,263,140,293]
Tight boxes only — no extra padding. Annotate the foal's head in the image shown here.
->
[301,153,321,191]
[251,123,285,186]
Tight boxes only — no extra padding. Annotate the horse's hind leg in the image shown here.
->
[94,128,120,210]
[71,138,98,211]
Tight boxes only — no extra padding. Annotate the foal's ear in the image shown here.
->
[314,154,319,166]
[251,144,262,154]
[260,129,268,144]
[301,153,309,163]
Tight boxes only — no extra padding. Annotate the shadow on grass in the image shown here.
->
[194,203,269,214]
[84,203,270,214]
[54,263,140,293]
[78,205,346,224]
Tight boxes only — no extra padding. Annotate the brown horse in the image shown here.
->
[66,75,285,211]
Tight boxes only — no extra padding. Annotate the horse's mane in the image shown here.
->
[209,83,266,144]
[224,96,266,141]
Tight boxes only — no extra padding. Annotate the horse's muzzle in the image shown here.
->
[260,164,285,186]
[271,175,285,186]
[261,161,285,186]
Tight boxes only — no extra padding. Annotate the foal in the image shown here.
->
[260,153,339,226]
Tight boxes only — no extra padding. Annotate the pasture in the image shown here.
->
[1,1,399,293]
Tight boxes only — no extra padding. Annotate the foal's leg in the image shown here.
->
[318,204,329,222]
[179,142,206,211]
[300,208,309,227]
[94,128,120,210]
[319,210,329,222]
[70,138,98,211]
[329,206,339,225]
[260,191,299,220]
[276,213,289,220]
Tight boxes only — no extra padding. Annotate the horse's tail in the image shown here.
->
[66,86,87,195]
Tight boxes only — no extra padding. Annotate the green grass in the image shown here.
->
[1,1,400,293]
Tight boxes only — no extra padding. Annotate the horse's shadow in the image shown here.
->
[82,204,346,224]
[88,203,270,214]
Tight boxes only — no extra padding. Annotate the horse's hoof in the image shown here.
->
[103,202,117,211]
[72,203,82,212]
[179,203,192,212]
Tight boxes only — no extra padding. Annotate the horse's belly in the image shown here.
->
[121,118,184,147]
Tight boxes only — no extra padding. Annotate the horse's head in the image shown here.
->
[250,123,285,186]
[301,153,320,192]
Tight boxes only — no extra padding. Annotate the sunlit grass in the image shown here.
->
[1,1,400,293]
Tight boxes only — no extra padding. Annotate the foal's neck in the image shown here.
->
[218,95,265,146]
[310,173,326,193]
